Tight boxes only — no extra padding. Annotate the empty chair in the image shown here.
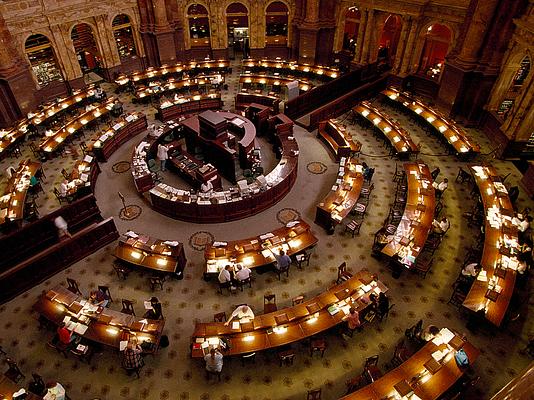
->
[336,262,353,284]
[149,276,165,291]
[53,187,72,205]
[456,167,472,184]
[4,358,25,383]
[121,299,136,315]
[292,295,305,306]
[241,352,256,366]
[363,355,381,383]
[278,348,296,366]
[66,278,82,295]
[213,312,226,322]
[391,339,411,367]
[310,338,327,358]
[345,219,361,237]
[113,261,130,280]
[307,388,322,400]
[393,163,405,182]
[405,319,423,341]
[413,257,434,278]
[295,250,312,269]
[264,294,277,313]
[28,372,46,396]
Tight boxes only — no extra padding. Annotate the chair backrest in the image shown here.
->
[98,285,112,300]
[264,294,276,305]
[121,299,135,315]
[214,312,226,322]
[394,339,406,356]
[66,278,80,294]
[337,262,347,278]
[292,295,304,305]
[364,355,379,368]
[307,388,322,400]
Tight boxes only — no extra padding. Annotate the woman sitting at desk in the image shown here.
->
[143,297,163,320]
[224,305,255,326]
[89,289,109,307]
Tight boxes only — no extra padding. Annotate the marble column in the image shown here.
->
[353,9,367,64]
[49,24,82,82]
[153,0,177,64]
[360,9,374,64]
[399,18,418,75]
[501,67,534,138]
[95,15,121,71]
[392,17,411,74]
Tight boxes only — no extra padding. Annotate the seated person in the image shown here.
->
[201,180,213,193]
[218,265,233,287]
[204,348,223,375]
[89,289,109,307]
[122,338,144,372]
[59,179,70,197]
[143,297,163,320]
[432,217,450,234]
[420,324,440,342]
[462,263,480,277]
[377,292,390,318]
[512,215,532,233]
[362,162,371,180]
[112,99,123,116]
[432,178,448,195]
[274,250,291,271]
[224,305,255,326]
[430,167,440,181]
[56,322,77,346]
[234,264,251,282]
[342,307,361,333]
[43,381,66,400]
[54,216,71,239]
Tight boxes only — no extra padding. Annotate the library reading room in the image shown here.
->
[0,0,533,399]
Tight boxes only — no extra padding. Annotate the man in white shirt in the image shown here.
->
[59,179,69,197]
[224,305,255,325]
[432,217,450,234]
[204,348,223,374]
[157,143,169,171]
[512,215,532,232]
[218,265,232,284]
[432,178,448,195]
[44,381,66,400]
[201,180,213,193]
[235,264,251,281]
[462,263,480,277]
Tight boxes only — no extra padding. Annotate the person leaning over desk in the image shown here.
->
[224,305,255,326]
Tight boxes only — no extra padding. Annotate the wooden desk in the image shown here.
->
[0,160,41,225]
[59,155,100,199]
[168,144,221,190]
[462,166,518,326]
[242,59,339,79]
[315,157,364,232]
[115,60,229,87]
[33,285,165,350]
[134,75,221,100]
[86,112,147,161]
[0,376,42,399]
[39,98,115,155]
[236,92,280,111]
[353,101,419,156]
[382,88,480,156]
[341,330,480,400]
[156,94,222,122]
[115,231,187,277]
[240,74,312,92]
[204,219,318,274]
[191,270,386,357]
[317,119,362,160]
[381,163,436,266]
[0,85,97,158]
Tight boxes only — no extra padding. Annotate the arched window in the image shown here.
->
[187,4,211,48]
[25,34,62,86]
[418,23,452,80]
[378,15,402,64]
[265,1,288,46]
[498,55,531,116]
[226,2,249,57]
[342,7,360,54]
[112,14,137,59]
[71,23,103,73]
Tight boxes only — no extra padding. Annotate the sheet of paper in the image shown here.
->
[119,341,128,351]
[232,321,240,330]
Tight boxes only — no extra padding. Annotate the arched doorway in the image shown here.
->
[265,1,289,47]
[112,14,137,59]
[226,2,249,59]
[497,55,530,117]
[342,7,360,55]
[378,15,402,65]
[417,23,452,80]
[71,23,103,75]
[187,4,211,49]
[24,34,63,86]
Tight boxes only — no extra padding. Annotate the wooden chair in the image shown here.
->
[336,262,353,284]
[241,352,256,366]
[28,372,46,396]
[295,251,312,269]
[113,261,130,280]
[121,299,136,315]
[391,339,410,367]
[66,278,82,295]
[310,338,327,358]
[378,303,395,322]
[149,276,165,291]
[351,202,367,219]
[47,339,69,358]
[413,257,434,278]
[456,167,472,184]
[236,277,252,291]
[363,355,381,383]
[345,219,361,237]
[405,319,423,341]
[29,142,43,159]
[4,358,25,383]
[292,295,305,306]
[448,282,468,308]
[275,264,290,280]
[393,163,405,182]
[213,312,226,322]
[264,294,277,313]
[97,285,113,303]
[205,369,222,381]
[53,187,71,205]
[307,388,322,400]
[278,348,295,366]
[218,281,231,295]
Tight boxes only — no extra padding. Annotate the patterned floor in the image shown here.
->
[0,63,532,400]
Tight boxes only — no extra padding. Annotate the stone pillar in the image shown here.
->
[153,0,177,64]
[353,9,367,64]
[392,16,411,74]
[360,9,374,64]
[94,15,122,77]
[0,13,36,123]
[399,18,418,75]
[501,67,534,137]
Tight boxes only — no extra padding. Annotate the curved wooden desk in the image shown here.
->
[33,285,165,350]
[115,230,187,277]
[0,376,42,399]
[242,58,339,79]
[191,270,386,358]
[134,75,221,100]
[240,74,312,92]
[57,155,100,200]
[315,157,364,232]
[235,92,280,111]
[353,101,419,156]
[156,94,223,122]
[115,60,229,87]
[341,329,480,400]
[317,119,361,160]
[382,88,480,156]
[462,165,518,326]
[137,114,299,223]
[204,219,318,274]
[381,163,436,266]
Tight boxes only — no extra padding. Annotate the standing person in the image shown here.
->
[54,216,72,239]
[274,250,291,271]
[43,381,66,400]
[377,292,390,320]
[157,142,169,172]
[204,348,223,377]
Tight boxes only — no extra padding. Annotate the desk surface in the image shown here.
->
[191,270,386,357]
[0,376,42,399]
[204,219,318,273]
[242,59,339,79]
[382,88,480,155]
[462,165,518,326]
[134,75,220,99]
[33,285,165,350]
[240,74,312,91]
[381,163,436,264]
[341,331,480,400]
[0,159,41,225]
[354,101,419,154]
[115,231,186,274]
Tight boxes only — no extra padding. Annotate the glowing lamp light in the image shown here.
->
[218,63,225,67]
[389,93,398,100]
[243,335,254,342]
[156,258,167,266]
[426,116,435,123]
[81,119,88,125]
[55,304,64,311]
[361,109,369,117]
[131,251,142,259]
[301,85,309,91]
[76,97,83,102]
[242,256,254,266]
[193,95,201,101]
[289,238,302,248]
[317,70,324,75]
[62,103,68,109]
[393,136,400,143]
[106,327,119,335]
[93,111,101,117]
[415,107,423,114]
[45,146,52,152]
[331,72,338,78]
[67,127,75,134]
[55,137,64,143]
[273,326,287,334]
[259,79,266,84]
[273,81,280,85]
[245,78,252,83]
[439,125,447,133]
[460,146,468,152]
[12,200,18,206]
[372,117,381,125]
[384,126,392,133]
